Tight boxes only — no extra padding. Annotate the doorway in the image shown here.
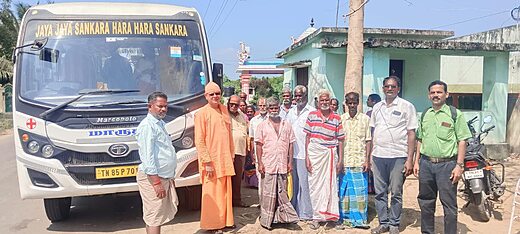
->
[296,67,309,87]
[390,60,404,97]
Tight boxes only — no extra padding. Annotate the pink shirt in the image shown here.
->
[254,119,296,174]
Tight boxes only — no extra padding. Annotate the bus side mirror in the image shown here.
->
[40,48,59,63]
[212,63,223,87]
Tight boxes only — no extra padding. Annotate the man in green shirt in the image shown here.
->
[414,80,471,234]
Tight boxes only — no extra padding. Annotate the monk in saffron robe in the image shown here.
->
[195,82,235,233]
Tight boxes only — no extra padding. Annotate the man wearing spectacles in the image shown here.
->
[227,95,249,207]
[195,82,235,233]
[369,76,418,234]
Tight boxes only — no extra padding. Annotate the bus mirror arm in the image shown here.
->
[12,38,48,64]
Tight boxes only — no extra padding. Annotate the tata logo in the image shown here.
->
[108,144,129,157]
[88,129,137,137]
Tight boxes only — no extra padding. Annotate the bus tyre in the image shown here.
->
[44,197,71,222]
[186,185,202,210]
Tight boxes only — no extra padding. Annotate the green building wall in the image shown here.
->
[282,36,511,155]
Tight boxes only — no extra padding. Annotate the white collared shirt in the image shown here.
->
[279,104,294,120]
[369,96,418,158]
[249,114,268,138]
[286,104,316,159]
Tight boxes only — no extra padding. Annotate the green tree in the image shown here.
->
[266,75,284,98]
[0,0,31,84]
[222,75,241,94]
[0,0,54,84]
[0,56,12,84]
[0,1,30,58]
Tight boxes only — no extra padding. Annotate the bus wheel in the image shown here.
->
[44,197,71,222]
[185,185,202,210]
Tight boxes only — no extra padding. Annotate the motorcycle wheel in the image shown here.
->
[473,191,491,222]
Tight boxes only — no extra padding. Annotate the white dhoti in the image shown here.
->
[307,142,339,221]
[137,171,179,226]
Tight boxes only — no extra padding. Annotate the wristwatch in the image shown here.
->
[456,162,464,168]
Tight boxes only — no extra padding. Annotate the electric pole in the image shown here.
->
[344,0,365,96]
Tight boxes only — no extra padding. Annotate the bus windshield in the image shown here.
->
[18,19,207,106]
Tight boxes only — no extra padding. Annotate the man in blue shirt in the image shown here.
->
[136,91,178,234]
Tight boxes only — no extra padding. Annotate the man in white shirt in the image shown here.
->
[249,97,268,201]
[286,85,315,221]
[280,87,293,119]
[369,76,417,234]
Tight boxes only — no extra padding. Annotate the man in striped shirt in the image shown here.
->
[304,89,345,230]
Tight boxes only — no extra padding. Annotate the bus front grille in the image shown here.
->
[54,150,141,185]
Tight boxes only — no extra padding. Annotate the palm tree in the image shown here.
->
[0,57,11,84]
[0,0,31,84]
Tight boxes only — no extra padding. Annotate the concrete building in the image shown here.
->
[276,25,520,158]
[451,25,520,153]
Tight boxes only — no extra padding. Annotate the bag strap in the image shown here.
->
[420,105,458,132]
[448,105,457,123]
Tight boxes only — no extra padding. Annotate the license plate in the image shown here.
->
[95,165,138,179]
[464,169,484,179]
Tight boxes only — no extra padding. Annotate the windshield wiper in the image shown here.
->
[39,89,140,119]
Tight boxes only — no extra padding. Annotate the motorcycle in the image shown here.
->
[462,115,506,222]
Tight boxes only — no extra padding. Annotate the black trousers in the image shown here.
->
[417,157,458,234]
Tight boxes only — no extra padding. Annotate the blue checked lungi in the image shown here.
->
[338,167,369,227]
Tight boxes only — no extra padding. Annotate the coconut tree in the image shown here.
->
[0,0,31,84]
[0,57,12,84]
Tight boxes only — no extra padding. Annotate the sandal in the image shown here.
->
[309,220,320,230]
[335,223,346,230]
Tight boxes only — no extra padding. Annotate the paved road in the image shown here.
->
[2,131,518,234]
[0,132,256,234]
[0,133,202,234]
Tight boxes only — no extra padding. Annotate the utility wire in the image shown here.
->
[208,0,230,36]
[210,0,239,38]
[431,10,509,29]
[344,0,370,17]
[335,0,340,27]
[203,0,212,19]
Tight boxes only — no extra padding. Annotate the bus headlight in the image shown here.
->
[27,141,40,154]
[18,129,65,158]
[41,145,54,158]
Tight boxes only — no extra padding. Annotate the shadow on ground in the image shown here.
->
[47,192,201,233]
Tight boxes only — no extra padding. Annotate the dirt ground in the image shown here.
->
[158,156,520,234]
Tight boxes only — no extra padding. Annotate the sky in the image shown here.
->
[17,0,519,80]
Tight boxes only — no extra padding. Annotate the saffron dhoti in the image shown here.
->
[200,176,234,230]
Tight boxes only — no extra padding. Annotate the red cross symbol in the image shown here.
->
[26,118,37,130]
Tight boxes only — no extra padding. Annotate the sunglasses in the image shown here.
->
[207,92,221,96]
[228,103,239,107]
